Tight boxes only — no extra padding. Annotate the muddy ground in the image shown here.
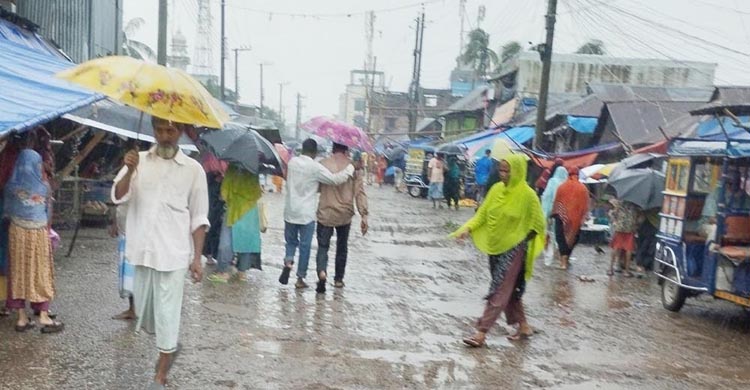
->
[1,186,750,389]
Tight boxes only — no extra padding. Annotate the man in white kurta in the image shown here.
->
[112,118,209,388]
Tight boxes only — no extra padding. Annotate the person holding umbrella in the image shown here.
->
[112,117,209,388]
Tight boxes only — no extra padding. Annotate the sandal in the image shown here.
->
[607,269,614,276]
[207,273,230,284]
[462,335,485,348]
[316,271,327,294]
[15,321,36,332]
[40,320,64,334]
[507,331,533,341]
[279,265,292,285]
[623,271,634,278]
[34,311,58,319]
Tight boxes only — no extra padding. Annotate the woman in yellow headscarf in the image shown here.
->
[208,166,263,283]
[451,154,545,347]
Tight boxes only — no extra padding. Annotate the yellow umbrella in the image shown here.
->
[491,139,529,161]
[597,163,618,177]
[57,56,228,128]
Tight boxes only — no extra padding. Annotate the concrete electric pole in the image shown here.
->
[157,0,167,65]
[534,0,558,149]
[233,46,251,108]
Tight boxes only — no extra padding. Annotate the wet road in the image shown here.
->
[1,186,750,389]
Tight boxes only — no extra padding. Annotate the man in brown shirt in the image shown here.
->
[314,143,369,293]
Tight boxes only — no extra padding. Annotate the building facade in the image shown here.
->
[338,69,385,128]
[494,51,717,104]
[16,0,123,63]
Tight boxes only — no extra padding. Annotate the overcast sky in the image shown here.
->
[123,0,750,122]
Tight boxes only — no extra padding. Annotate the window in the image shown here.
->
[385,117,397,130]
[424,94,438,107]
[354,99,366,112]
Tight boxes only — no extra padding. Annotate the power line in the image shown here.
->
[223,0,447,19]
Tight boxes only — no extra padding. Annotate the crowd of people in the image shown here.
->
[0,118,672,385]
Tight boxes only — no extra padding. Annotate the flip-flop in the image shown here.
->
[15,321,36,332]
[507,332,533,341]
[462,336,485,348]
[607,270,614,276]
[207,274,229,284]
[623,272,635,278]
[147,381,166,390]
[40,320,64,334]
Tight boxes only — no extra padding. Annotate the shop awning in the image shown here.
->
[530,142,621,169]
[0,39,102,136]
[463,126,536,159]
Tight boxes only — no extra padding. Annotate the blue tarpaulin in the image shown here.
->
[567,115,598,134]
[0,39,102,136]
[696,116,750,140]
[461,126,536,159]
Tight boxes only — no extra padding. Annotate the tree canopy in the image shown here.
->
[576,39,606,55]
[461,28,499,79]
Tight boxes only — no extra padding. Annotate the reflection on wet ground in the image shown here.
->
[1,187,750,389]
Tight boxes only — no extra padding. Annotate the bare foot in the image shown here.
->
[462,332,486,347]
[112,309,136,320]
[508,325,533,341]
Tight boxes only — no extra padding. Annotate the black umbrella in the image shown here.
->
[438,143,465,155]
[608,168,665,209]
[200,123,284,175]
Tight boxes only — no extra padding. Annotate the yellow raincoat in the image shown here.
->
[451,154,546,280]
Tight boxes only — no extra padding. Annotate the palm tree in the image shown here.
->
[461,28,498,79]
[576,39,606,55]
[122,18,157,62]
[500,41,521,63]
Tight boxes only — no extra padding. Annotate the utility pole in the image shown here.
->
[366,57,377,134]
[278,82,289,122]
[295,93,303,140]
[259,63,265,118]
[220,0,226,101]
[233,46,251,108]
[408,10,425,136]
[157,0,167,65]
[534,0,558,149]
[458,0,466,62]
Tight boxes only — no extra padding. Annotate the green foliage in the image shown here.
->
[576,39,606,55]
[500,41,521,63]
[461,28,499,79]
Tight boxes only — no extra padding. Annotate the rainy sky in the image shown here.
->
[123,0,750,122]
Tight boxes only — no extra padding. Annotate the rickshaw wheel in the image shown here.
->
[661,269,687,312]
[408,186,422,198]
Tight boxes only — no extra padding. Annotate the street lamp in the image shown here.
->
[233,45,252,108]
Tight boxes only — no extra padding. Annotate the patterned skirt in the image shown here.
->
[8,222,55,303]
[486,241,528,303]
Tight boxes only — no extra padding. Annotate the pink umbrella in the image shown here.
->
[274,143,291,163]
[300,116,373,152]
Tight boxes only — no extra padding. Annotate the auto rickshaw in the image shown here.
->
[404,145,436,198]
[655,137,750,311]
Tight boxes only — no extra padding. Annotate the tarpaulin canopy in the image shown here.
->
[467,127,535,159]
[695,116,750,140]
[0,39,102,136]
[530,142,622,169]
[567,115,597,134]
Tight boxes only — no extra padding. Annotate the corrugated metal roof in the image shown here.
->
[441,85,490,114]
[605,101,705,145]
[690,86,750,115]
[587,83,715,103]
